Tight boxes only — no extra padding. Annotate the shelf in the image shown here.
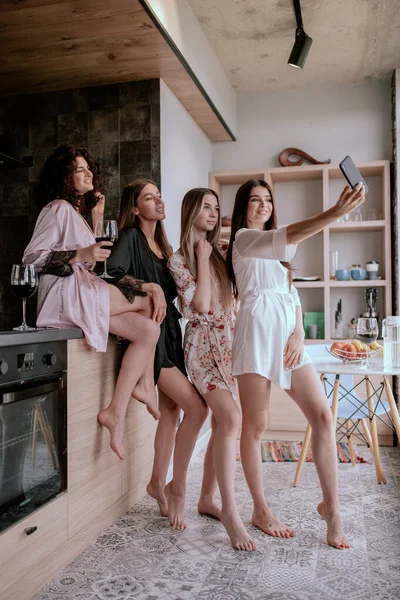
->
[210,170,266,185]
[293,281,325,288]
[268,164,325,182]
[329,220,385,233]
[330,280,386,287]
[211,162,391,344]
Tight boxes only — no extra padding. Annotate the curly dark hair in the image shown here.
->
[36,145,102,213]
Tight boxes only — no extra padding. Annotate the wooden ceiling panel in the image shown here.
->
[0,0,234,141]
[0,1,143,30]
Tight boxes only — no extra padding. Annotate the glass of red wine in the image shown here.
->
[357,317,379,369]
[10,264,38,331]
[94,219,118,279]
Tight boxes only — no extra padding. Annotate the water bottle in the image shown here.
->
[382,316,400,369]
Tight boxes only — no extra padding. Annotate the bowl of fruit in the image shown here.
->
[328,339,383,363]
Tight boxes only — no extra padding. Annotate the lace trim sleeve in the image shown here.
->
[116,274,147,304]
[41,250,77,277]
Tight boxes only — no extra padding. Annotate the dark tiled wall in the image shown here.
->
[0,80,160,330]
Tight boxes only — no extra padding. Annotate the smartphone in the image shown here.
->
[339,156,369,194]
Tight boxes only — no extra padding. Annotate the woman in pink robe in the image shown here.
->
[23,146,164,460]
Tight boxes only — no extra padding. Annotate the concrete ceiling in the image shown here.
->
[187,0,400,92]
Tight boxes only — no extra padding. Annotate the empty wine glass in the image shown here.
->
[357,317,379,369]
[10,264,38,331]
[93,220,118,279]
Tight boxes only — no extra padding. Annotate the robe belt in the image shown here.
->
[244,287,294,302]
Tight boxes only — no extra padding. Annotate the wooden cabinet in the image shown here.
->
[0,337,157,600]
[210,162,393,442]
[0,494,68,600]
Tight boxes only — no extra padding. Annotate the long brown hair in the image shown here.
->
[180,188,232,312]
[118,179,172,259]
[226,179,293,297]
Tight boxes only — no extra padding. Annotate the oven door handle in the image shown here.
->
[0,372,66,405]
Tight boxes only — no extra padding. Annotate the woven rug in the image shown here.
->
[238,441,369,463]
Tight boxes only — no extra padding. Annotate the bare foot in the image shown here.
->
[132,379,160,420]
[317,502,350,550]
[198,497,222,521]
[252,508,295,538]
[147,481,168,517]
[221,510,257,551]
[165,482,186,530]
[97,409,125,460]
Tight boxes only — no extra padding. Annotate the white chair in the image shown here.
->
[293,344,393,486]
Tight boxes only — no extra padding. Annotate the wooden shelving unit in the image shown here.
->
[210,162,392,443]
[209,161,392,341]
[330,280,387,287]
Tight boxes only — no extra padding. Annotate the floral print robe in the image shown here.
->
[168,245,238,401]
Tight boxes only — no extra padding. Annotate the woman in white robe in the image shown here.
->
[226,179,365,550]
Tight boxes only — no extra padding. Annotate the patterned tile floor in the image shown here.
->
[34,445,400,600]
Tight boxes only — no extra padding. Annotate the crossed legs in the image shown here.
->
[203,389,256,550]
[148,367,208,530]
[98,286,160,459]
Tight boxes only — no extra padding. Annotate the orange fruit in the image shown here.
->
[330,342,345,355]
[342,343,357,359]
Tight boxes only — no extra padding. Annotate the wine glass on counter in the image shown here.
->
[94,219,118,279]
[357,317,379,369]
[10,264,38,331]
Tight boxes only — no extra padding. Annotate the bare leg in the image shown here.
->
[131,346,160,419]
[157,367,208,530]
[238,374,294,538]
[198,416,221,520]
[98,288,160,459]
[288,365,350,549]
[203,389,256,551]
[111,285,159,416]
[147,388,180,516]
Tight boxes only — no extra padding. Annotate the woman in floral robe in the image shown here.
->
[168,188,256,552]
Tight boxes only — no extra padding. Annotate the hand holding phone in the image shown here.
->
[339,156,369,194]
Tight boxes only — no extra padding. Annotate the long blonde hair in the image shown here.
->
[180,188,232,312]
[118,179,172,259]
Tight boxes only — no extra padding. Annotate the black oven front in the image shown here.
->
[0,340,67,533]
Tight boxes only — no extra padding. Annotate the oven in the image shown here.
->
[0,340,67,533]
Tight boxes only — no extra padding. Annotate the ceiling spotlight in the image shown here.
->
[288,0,313,69]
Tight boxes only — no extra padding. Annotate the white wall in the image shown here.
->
[212,81,392,170]
[394,69,400,315]
[144,0,237,138]
[160,79,212,251]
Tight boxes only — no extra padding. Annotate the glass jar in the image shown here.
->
[330,250,339,280]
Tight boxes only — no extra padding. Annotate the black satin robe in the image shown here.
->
[106,226,186,383]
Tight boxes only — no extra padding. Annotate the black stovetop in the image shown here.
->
[0,328,83,348]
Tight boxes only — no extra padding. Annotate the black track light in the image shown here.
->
[287,0,313,69]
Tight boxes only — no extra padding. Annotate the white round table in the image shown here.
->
[296,349,400,485]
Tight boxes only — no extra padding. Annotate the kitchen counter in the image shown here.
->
[0,336,157,600]
[0,327,84,347]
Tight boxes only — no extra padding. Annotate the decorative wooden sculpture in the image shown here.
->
[279,148,331,167]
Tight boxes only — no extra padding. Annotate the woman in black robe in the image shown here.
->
[107,180,219,531]
[107,223,185,382]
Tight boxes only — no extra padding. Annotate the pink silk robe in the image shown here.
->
[23,199,110,351]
